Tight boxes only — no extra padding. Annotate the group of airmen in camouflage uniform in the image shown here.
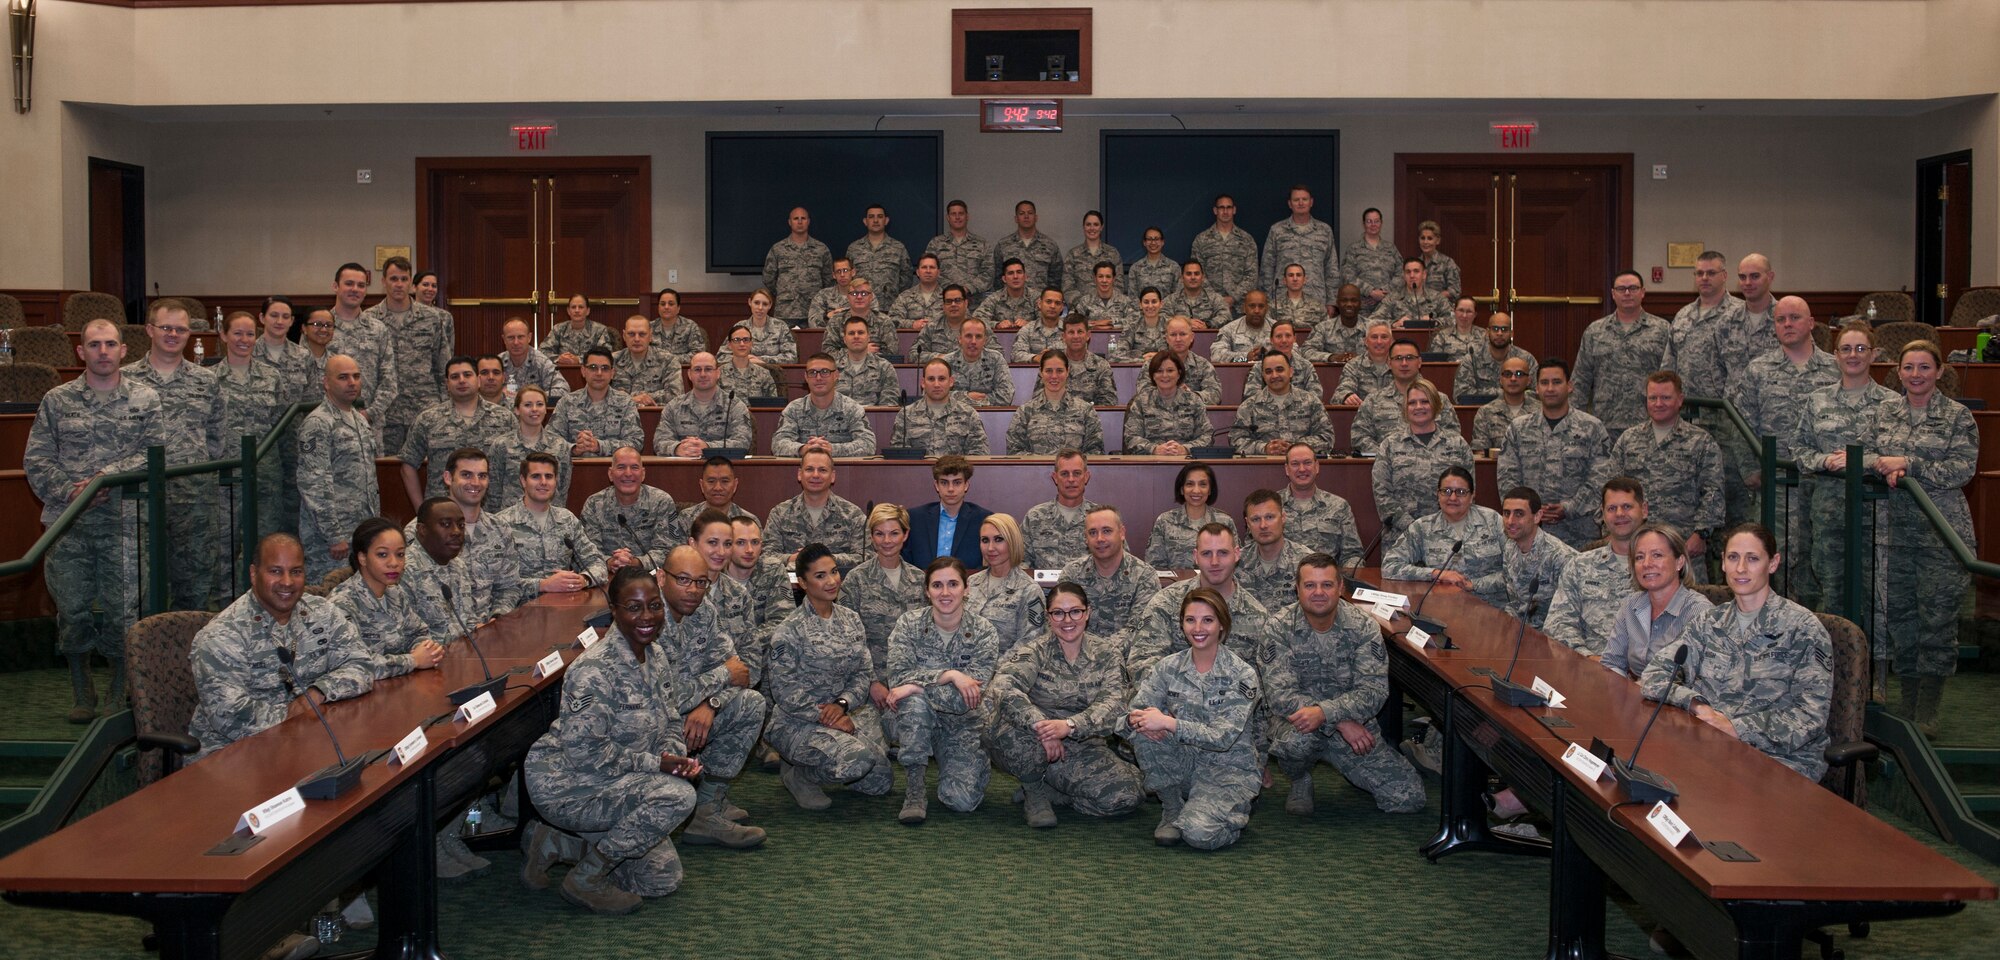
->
[19,204,1970,932]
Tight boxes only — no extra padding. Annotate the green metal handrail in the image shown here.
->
[0,400,319,614]
[1684,394,1798,534]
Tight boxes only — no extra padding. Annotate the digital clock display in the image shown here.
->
[981,99,1063,132]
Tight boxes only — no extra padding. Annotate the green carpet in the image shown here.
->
[0,666,119,743]
[3,763,1998,960]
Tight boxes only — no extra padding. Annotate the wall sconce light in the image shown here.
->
[10,0,34,115]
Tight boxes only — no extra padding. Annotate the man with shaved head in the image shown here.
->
[24,317,175,721]
[656,351,753,456]
[1720,253,1782,392]
[499,316,569,405]
[657,544,770,848]
[1728,294,1838,599]
[299,354,382,581]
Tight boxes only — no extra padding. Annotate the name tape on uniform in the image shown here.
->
[1529,677,1567,708]
[1352,588,1410,608]
[389,726,429,767]
[1647,800,1694,847]
[532,650,566,679]
[455,690,497,723]
[1561,742,1609,781]
[236,787,305,836]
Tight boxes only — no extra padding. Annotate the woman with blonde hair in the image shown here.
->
[965,512,1046,654]
[1601,523,1712,678]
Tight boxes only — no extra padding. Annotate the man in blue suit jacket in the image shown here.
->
[903,455,992,571]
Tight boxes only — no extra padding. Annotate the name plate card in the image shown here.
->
[1647,800,1694,847]
[236,787,306,835]
[575,625,601,650]
[455,690,497,723]
[533,650,566,679]
[1529,677,1568,708]
[389,726,429,767]
[1032,569,1061,584]
[1352,587,1409,609]
[1561,742,1609,781]
[1404,624,1434,650]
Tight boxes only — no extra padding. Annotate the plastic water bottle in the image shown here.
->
[192,338,205,363]
[505,371,519,400]
[212,307,224,331]
[1107,334,1120,357]
[0,329,13,364]
[1866,301,1878,323]
[465,805,483,835]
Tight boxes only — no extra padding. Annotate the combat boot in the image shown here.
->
[102,657,127,715]
[899,764,929,825]
[1155,791,1185,846]
[681,803,767,848]
[1021,780,1057,828]
[779,760,830,811]
[1916,676,1946,739]
[560,847,642,915]
[518,820,572,891]
[66,654,97,725]
[1286,774,1315,815]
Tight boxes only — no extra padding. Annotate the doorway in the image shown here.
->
[88,158,146,323]
[415,157,652,357]
[1394,154,1633,363]
[1916,150,1972,326]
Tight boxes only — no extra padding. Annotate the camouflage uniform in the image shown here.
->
[1160,288,1230,330]
[1122,578,1271,687]
[1210,319,1273,363]
[1122,386,1215,455]
[487,427,572,512]
[1543,545,1637,657]
[966,567,1049,655]
[124,357,225,609]
[1717,301,1780,395]
[580,484,677,572]
[838,558,926,689]
[890,286,946,330]
[1571,313,1671,431]
[889,397,990,456]
[540,320,613,361]
[500,350,569,405]
[719,359,779,399]
[548,388,643,456]
[763,605,895,795]
[24,377,170,657]
[1125,256,1180,300]
[805,285,856,330]
[668,501,752,548]
[700,575,763,687]
[1666,296,1742,404]
[1061,243,1124,299]
[844,312,901,356]
[1610,419,1725,550]
[771,395,877,458]
[1264,218,1342,304]
[974,290,1037,328]
[1347,386,1411,454]
[1005,394,1105,456]
[763,236,835,322]
[457,514,532,623]
[1031,352,1117,406]
[1278,488,1364,567]
[655,392,754,455]
[1331,356,1394,403]
[487,502,607,589]
[329,314,400,429]
[188,591,375,761]
[1239,352,1324,403]
[1370,428,1475,541]
[364,302,452,456]
[652,320,710,362]
[993,233,1063,292]
[1230,387,1332,457]
[764,492,868,570]
[215,359,288,553]
[910,318,965,361]
[733,318,798,364]
[252,338,315,534]
[1866,394,1979,677]
[1459,344,1536,399]
[1145,507,1237,572]
[1176,352,1223,405]
[1190,228,1259,305]
[1263,601,1425,813]
[1793,381,1896,623]
[1640,596,1832,781]
[1381,506,1510,609]
[1339,239,1403,309]
[1730,348,1839,598]
[297,402,381,583]
[1421,252,1462,302]
[732,556,799,682]
[1270,295,1327,333]
[939,349,1014,405]
[612,347,684,402]
[847,235,914,304]
[1310,320,1368,361]
[835,352,904,406]
[1057,551,1162,636]
[398,543,480,641]
[1071,291,1139,330]
[1600,586,1711,679]
[1024,498,1103,572]
[1470,397,1532,453]
[1235,538,1315,613]
[1503,530,1576,629]
[400,399,512,500]
[1369,288,1454,328]
[523,626,696,896]
[886,608,1002,810]
[1124,645,1262,850]
[1110,318,1169,363]
[985,632,1143,817]
[924,232,994,297]
[1496,409,1613,547]
[663,599,770,794]
[330,575,438,679]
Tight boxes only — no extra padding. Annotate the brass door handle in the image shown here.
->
[1511,294,1603,305]
[446,297,538,307]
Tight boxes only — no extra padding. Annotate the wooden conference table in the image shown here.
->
[0,590,606,960]
[1361,574,1995,959]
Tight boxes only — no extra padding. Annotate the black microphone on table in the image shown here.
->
[1402,540,1462,650]
[1612,645,1688,805]
[1489,603,1549,707]
[440,582,508,707]
[273,646,366,801]
[1342,523,1391,597]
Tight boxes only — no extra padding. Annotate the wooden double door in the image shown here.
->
[1395,154,1632,363]
[416,157,652,357]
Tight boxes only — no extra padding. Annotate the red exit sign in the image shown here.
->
[1491,121,1537,149]
[512,123,557,151]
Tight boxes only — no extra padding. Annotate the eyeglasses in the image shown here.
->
[728,335,752,343]
[1048,607,1088,621]
[1439,488,1473,498]
[305,321,335,330]
[803,368,836,378]
[151,325,191,336]
[1611,285,1644,294]
[1836,344,1873,355]
[583,364,612,372]
[848,290,872,298]
[1500,370,1529,378]
[942,297,967,304]
[665,574,712,589]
